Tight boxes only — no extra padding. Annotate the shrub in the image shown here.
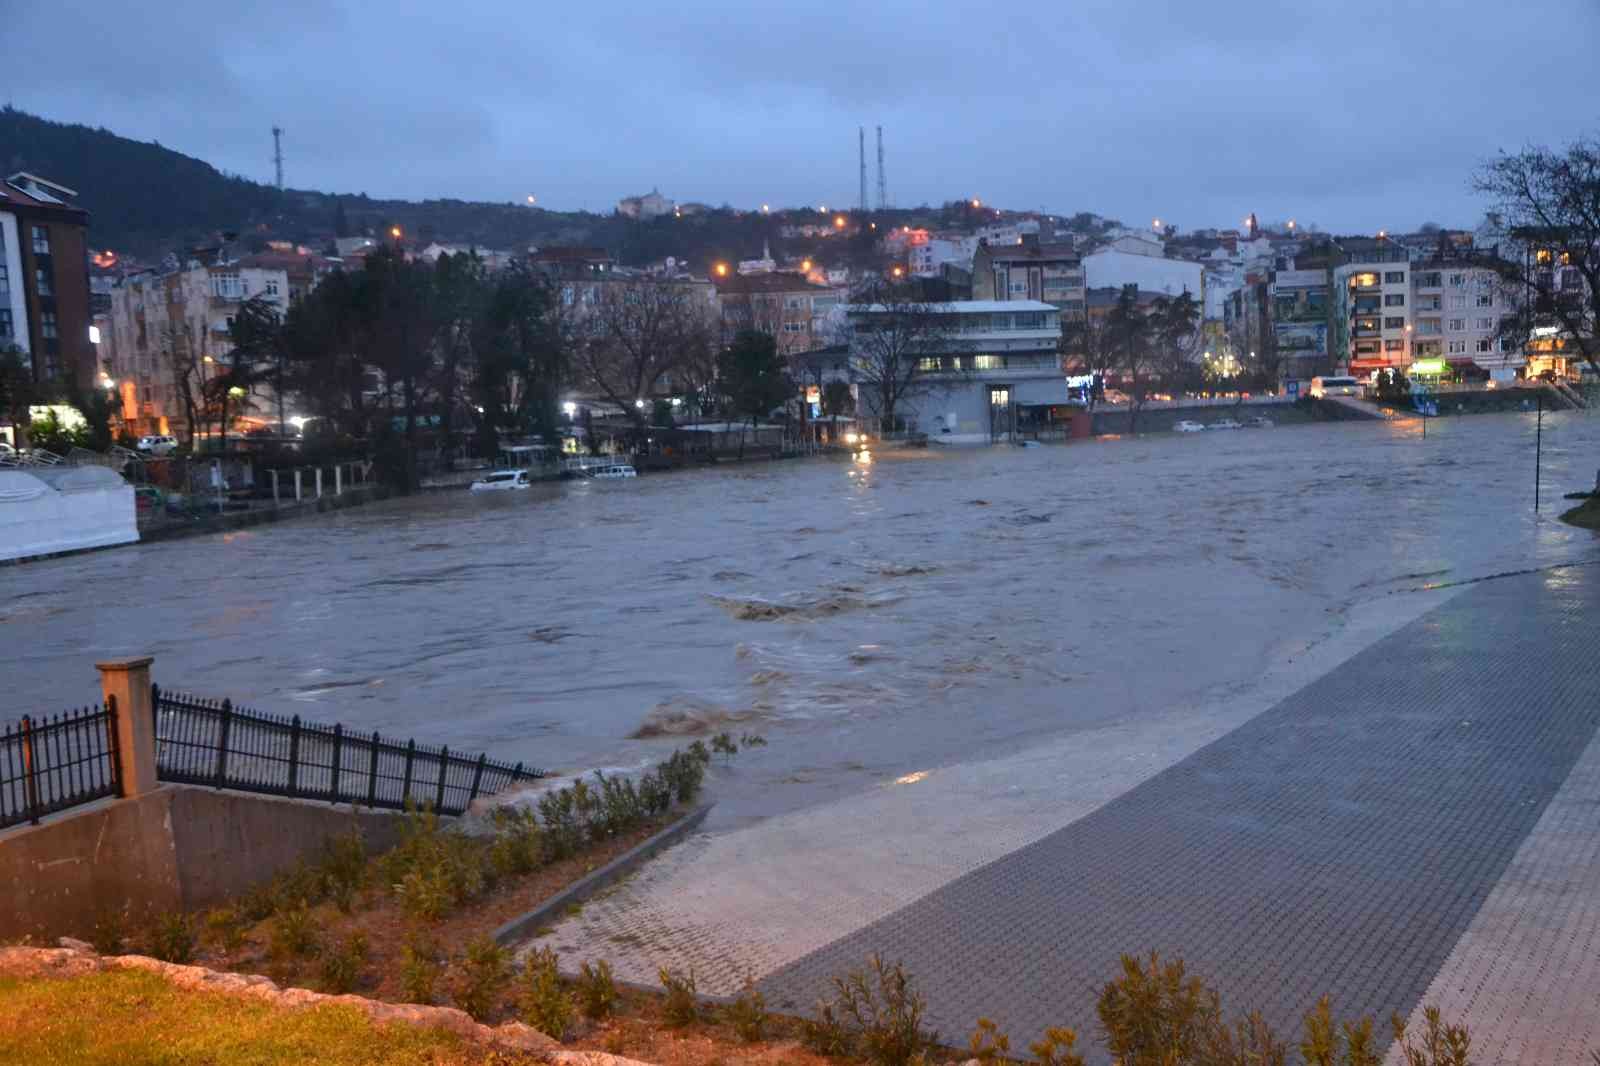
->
[659,967,698,1028]
[801,1001,853,1057]
[202,907,246,955]
[268,902,321,961]
[576,958,620,1021]
[727,981,769,1043]
[537,788,583,860]
[146,912,196,964]
[1029,1027,1085,1066]
[740,733,768,750]
[593,771,645,838]
[400,933,443,1004]
[1391,1006,1471,1066]
[89,908,127,955]
[452,936,511,1021]
[236,882,277,923]
[1096,952,1219,1065]
[710,732,738,762]
[271,861,325,911]
[661,750,706,804]
[385,807,487,922]
[687,740,711,766]
[519,947,574,1040]
[1302,996,1379,1066]
[969,1017,1010,1063]
[637,771,671,815]
[319,932,369,994]
[828,955,935,1066]
[317,829,367,913]
[488,805,543,878]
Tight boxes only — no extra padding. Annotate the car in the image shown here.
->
[469,470,533,491]
[589,464,637,480]
[0,441,15,463]
[137,435,180,455]
[1246,416,1275,428]
[1207,418,1244,430]
[1174,420,1205,433]
[1309,376,1361,398]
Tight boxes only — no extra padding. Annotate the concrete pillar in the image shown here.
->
[315,467,323,498]
[96,657,159,797]
[294,469,302,501]
[335,464,342,496]
[270,469,280,506]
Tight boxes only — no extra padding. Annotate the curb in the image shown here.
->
[493,802,713,946]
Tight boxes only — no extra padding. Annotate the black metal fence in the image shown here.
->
[152,685,543,815]
[0,701,122,829]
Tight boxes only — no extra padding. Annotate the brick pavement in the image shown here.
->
[756,566,1600,1062]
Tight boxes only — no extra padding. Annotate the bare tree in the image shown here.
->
[841,282,957,433]
[568,279,717,425]
[1475,138,1600,375]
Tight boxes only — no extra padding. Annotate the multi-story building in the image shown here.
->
[103,257,293,439]
[971,235,1086,322]
[713,271,845,356]
[0,172,95,389]
[1082,242,1204,308]
[1330,239,1411,377]
[1268,268,1331,383]
[844,300,1064,442]
[616,188,674,220]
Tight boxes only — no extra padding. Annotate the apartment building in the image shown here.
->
[971,235,1087,321]
[1331,240,1411,376]
[0,173,95,388]
[714,271,845,355]
[1269,268,1331,382]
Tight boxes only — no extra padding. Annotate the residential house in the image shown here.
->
[844,300,1064,442]
[714,271,846,355]
[971,235,1086,322]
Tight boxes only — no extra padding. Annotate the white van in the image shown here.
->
[138,435,180,455]
[1309,376,1360,398]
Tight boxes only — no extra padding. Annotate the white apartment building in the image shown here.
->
[1082,247,1204,304]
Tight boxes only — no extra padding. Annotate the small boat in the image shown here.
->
[1173,420,1205,433]
[588,464,637,480]
[469,470,534,491]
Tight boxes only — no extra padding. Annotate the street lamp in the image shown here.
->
[390,225,402,240]
[801,259,812,272]
[561,401,577,417]
[634,399,646,410]
[526,195,537,205]
[714,262,729,277]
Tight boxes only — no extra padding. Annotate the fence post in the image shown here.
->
[467,753,487,806]
[315,468,323,499]
[335,464,343,496]
[330,723,343,802]
[367,731,380,806]
[270,469,280,507]
[401,740,415,807]
[105,695,124,798]
[96,657,159,796]
[214,698,232,788]
[294,469,302,501]
[287,715,302,794]
[436,746,449,812]
[20,715,40,825]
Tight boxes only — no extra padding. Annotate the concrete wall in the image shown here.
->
[0,467,137,563]
[0,785,406,942]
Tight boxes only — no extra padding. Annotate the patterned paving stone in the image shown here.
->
[758,567,1600,1062]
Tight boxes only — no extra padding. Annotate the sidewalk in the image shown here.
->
[530,564,1600,1064]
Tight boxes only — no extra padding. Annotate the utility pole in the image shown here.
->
[876,126,888,210]
[1535,390,1543,512]
[272,126,284,190]
[858,127,868,214]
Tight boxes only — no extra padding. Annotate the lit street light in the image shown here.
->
[634,399,646,410]
[390,225,402,240]
[714,262,729,277]
[562,401,577,417]
[801,259,812,272]
[526,195,537,205]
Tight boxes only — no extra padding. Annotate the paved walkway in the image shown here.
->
[534,566,1600,1063]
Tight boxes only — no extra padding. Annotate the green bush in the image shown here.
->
[145,912,196,964]
[537,788,583,860]
[451,936,511,1021]
[271,861,325,912]
[317,830,367,913]
[399,933,442,1005]
[519,946,573,1040]
[384,805,486,922]
[89,908,127,956]
[969,1017,1009,1063]
[488,806,543,877]
[711,732,738,762]
[318,932,369,994]
[268,902,321,961]
[236,882,277,923]
[1029,1027,1085,1066]
[727,981,769,1043]
[202,907,246,955]
[1096,952,1219,1065]
[1392,1007,1471,1066]
[576,958,620,1021]
[801,1001,853,1057]
[658,967,699,1028]
[828,955,934,1066]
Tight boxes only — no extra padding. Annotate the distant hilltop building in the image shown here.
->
[617,188,674,220]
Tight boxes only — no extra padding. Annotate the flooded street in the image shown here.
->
[6,410,1599,826]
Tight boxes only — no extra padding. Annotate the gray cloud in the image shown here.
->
[9,0,1599,230]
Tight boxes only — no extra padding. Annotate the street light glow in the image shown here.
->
[526,195,537,205]
[714,262,729,277]
[390,226,402,239]
[634,399,646,410]
[561,401,577,417]
[834,215,846,229]
[801,259,812,272]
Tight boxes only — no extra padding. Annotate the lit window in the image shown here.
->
[973,354,1003,370]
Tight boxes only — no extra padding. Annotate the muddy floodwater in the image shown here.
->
[6,410,1599,824]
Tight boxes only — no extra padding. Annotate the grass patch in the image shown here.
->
[0,969,537,1065]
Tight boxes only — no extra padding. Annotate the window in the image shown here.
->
[1448,273,1465,286]
[1384,293,1405,306]
[1475,293,1493,307]
[988,387,1010,407]
[916,356,943,372]
[972,354,1003,370]
[266,279,281,297]
[1447,318,1465,331]
[1477,338,1493,353]
[1448,340,1467,354]
[41,311,58,339]
[31,226,49,255]
[1384,316,1405,329]
[1416,272,1441,287]
[1008,281,1027,295]
[1354,340,1380,354]
[781,322,806,333]
[1384,339,1405,352]
[1475,317,1493,331]
[1417,320,1441,335]
[1352,272,1379,288]
[35,267,52,297]
[1448,294,1466,309]
[1384,271,1405,284]
[0,264,8,299]
[0,309,10,339]
[1013,312,1046,329]
[1354,317,1380,333]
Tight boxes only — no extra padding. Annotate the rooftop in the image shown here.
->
[714,271,831,295]
[848,299,1059,315]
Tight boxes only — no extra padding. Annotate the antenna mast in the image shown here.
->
[875,126,888,210]
[858,127,867,213]
[272,126,284,190]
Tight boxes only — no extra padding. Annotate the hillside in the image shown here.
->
[0,108,1108,269]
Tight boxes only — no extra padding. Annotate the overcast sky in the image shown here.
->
[8,1,1598,233]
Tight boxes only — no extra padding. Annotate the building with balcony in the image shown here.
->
[1268,268,1331,384]
[714,271,847,356]
[972,235,1087,322]
[0,173,95,392]
[844,300,1064,443]
[1330,240,1410,375]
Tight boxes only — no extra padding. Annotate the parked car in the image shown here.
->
[1207,419,1244,430]
[1246,416,1275,428]
[137,435,180,455]
[469,470,533,491]
[0,441,15,462]
[1309,375,1361,398]
[1174,420,1206,433]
